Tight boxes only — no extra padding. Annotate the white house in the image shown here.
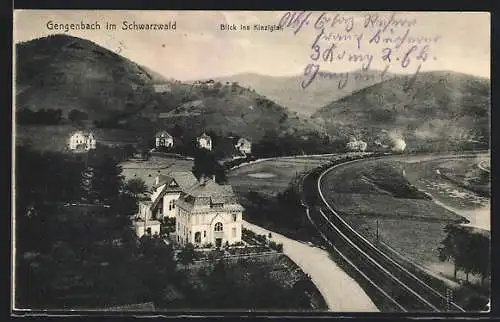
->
[197,133,213,151]
[175,177,244,248]
[346,139,367,152]
[155,130,174,148]
[68,131,96,151]
[235,138,252,155]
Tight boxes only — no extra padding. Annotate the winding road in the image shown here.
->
[243,220,378,312]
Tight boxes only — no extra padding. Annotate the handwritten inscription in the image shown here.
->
[278,12,440,90]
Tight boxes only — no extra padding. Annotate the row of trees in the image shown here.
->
[438,224,490,285]
[17,108,64,125]
[17,108,90,125]
[252,130,348,158]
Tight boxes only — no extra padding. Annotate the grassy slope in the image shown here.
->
[320,160,465,267]
[153,83,325,142]
[312,71,490,149]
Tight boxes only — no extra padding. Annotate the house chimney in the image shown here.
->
[212,174,216,182]
[155,175,159,185]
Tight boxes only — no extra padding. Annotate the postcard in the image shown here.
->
[12,10,491,314]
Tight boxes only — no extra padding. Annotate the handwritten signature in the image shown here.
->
[278,11,436,91]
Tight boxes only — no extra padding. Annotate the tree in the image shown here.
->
[68,109,88,124]
[439,225,491,284]
[192,149,227,184]
[87,155,124,204]
[178,243,196,265]
[171,124,184,138]
[123,178,148,198]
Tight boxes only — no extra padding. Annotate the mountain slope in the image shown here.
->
[312,71,490,150]
[15,34,324,147]
[15,34,165,120]
[144,82,325,142]
[211,70,393,115]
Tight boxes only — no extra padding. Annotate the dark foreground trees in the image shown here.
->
[438,224,491,285]
[15,146,188,309]
[185,259,315,310]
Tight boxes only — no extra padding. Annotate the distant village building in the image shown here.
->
[197,133,213,151]
[153,83,172,93]
[175,176,244,248]
[155,130,174,148]
[346,139,368,152]
[193,79,215,87]
[68,131,96,151]
[235,138,252,155]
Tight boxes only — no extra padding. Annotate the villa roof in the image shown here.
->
[155,130,172,138]
[72,130,94,138]
[237,137,251,144]
[150,171,199,211]
[176,178,244,213]
[152,171,199,191]
[198,133,211,141]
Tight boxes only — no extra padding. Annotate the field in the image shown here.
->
[228,153,369,198]
[320,159,465,271]
[120,156,194,188]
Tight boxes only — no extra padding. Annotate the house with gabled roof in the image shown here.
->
[155,130,174,148]
[197,132,212,151]
[235,137,252,155]
[68,130,96,151]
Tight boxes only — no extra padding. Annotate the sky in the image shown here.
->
[13,10,490,81]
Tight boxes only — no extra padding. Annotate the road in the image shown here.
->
[243,220,379,312]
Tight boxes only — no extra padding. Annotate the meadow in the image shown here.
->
[320,159,465,273]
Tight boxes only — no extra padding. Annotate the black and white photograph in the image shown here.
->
[12,10,491,314]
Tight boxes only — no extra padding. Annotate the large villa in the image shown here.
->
[133,171,244,248]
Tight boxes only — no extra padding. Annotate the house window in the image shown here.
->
[203,230,206,237]
[232,214,237,222]
[232,227,237,237]
[214,222,223,232]
[194,232,201,244]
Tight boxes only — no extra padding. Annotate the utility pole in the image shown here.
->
[446,288,452,311]
[376,218,379,244]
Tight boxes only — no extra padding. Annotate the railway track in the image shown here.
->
[301,156,466,312]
